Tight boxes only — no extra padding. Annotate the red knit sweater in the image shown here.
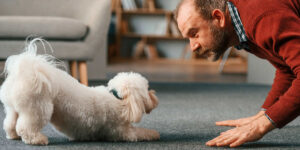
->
[229,0,300,128]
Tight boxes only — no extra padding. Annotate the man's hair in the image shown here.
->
[174,0,228,20]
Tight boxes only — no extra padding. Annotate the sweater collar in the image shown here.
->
[227,1,249,50]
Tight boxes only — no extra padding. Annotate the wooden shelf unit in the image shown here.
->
[109,0,248,74]
[111,0,186,59]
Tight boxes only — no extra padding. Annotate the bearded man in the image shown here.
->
[175,0,300,147]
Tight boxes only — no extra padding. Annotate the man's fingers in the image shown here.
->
[216,136,239,147]
[214,134,231,145]
[206,130,234,146]
[215,129,240,147]
[230,137,248,148]
[206,135,225,146]
[206,130,241,147]
[206,137,220,146]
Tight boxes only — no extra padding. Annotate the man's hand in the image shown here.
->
[206,114,275,147]
[216,110,265,127]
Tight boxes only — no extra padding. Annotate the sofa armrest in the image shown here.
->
[83,0,111,59]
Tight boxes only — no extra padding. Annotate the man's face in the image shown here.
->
[177,1,230,61]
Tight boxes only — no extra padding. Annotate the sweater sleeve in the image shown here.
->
[252,10,300,128]
[262,69,295,110]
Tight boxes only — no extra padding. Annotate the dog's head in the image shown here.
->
[107,72,158,123]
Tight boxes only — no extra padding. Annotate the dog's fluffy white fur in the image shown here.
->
[0,39,159,145]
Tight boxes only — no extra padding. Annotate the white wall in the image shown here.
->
[247,54,275,85]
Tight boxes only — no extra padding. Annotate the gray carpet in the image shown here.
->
[0,82,299,150]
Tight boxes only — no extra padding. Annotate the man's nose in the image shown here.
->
[189,40,200,52]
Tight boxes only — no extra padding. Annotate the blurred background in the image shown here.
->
[105,0,275,85]
[0,0,276,85]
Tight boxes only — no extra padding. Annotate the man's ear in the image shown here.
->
[211,9,226,28]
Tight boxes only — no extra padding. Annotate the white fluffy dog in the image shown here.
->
[0,39,159,145]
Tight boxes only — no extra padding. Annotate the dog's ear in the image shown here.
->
[121,88,145,123]
[145,90,159,114]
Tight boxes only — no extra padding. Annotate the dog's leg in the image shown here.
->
[16,101,53,145]
[123,127,160,142]
[3,106,20,140]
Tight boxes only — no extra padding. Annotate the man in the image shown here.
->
[175,0,300,148]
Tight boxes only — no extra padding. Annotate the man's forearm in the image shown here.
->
[265,76,300,128]
[262,70,294,110]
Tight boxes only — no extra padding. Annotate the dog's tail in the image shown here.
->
[3,38,63,76]
[2,38,64,93]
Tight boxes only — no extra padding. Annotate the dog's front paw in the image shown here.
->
[146,129,160,141]
[6,134,21,140]
[6,130,21,140]
[133,128,160,141]
[22,133,49,145]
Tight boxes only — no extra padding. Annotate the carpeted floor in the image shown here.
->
[0,82,299,150]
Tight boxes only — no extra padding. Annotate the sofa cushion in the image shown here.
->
[0,16,88,40]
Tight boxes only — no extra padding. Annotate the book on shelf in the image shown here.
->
[121,20,129,33]
[133,39,146,59]
[144,44,159,59]
[132,39,159,59]
[143,0,156,11]
[128,0,137,9]
[147,0,156,11]
[121,0,137,10]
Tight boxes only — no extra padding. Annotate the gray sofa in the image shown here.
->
[0,0,111,85]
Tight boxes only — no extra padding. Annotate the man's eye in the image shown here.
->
[192,33,197,37]
[187,29,197,38]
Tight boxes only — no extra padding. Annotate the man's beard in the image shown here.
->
[196,23,230,61]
